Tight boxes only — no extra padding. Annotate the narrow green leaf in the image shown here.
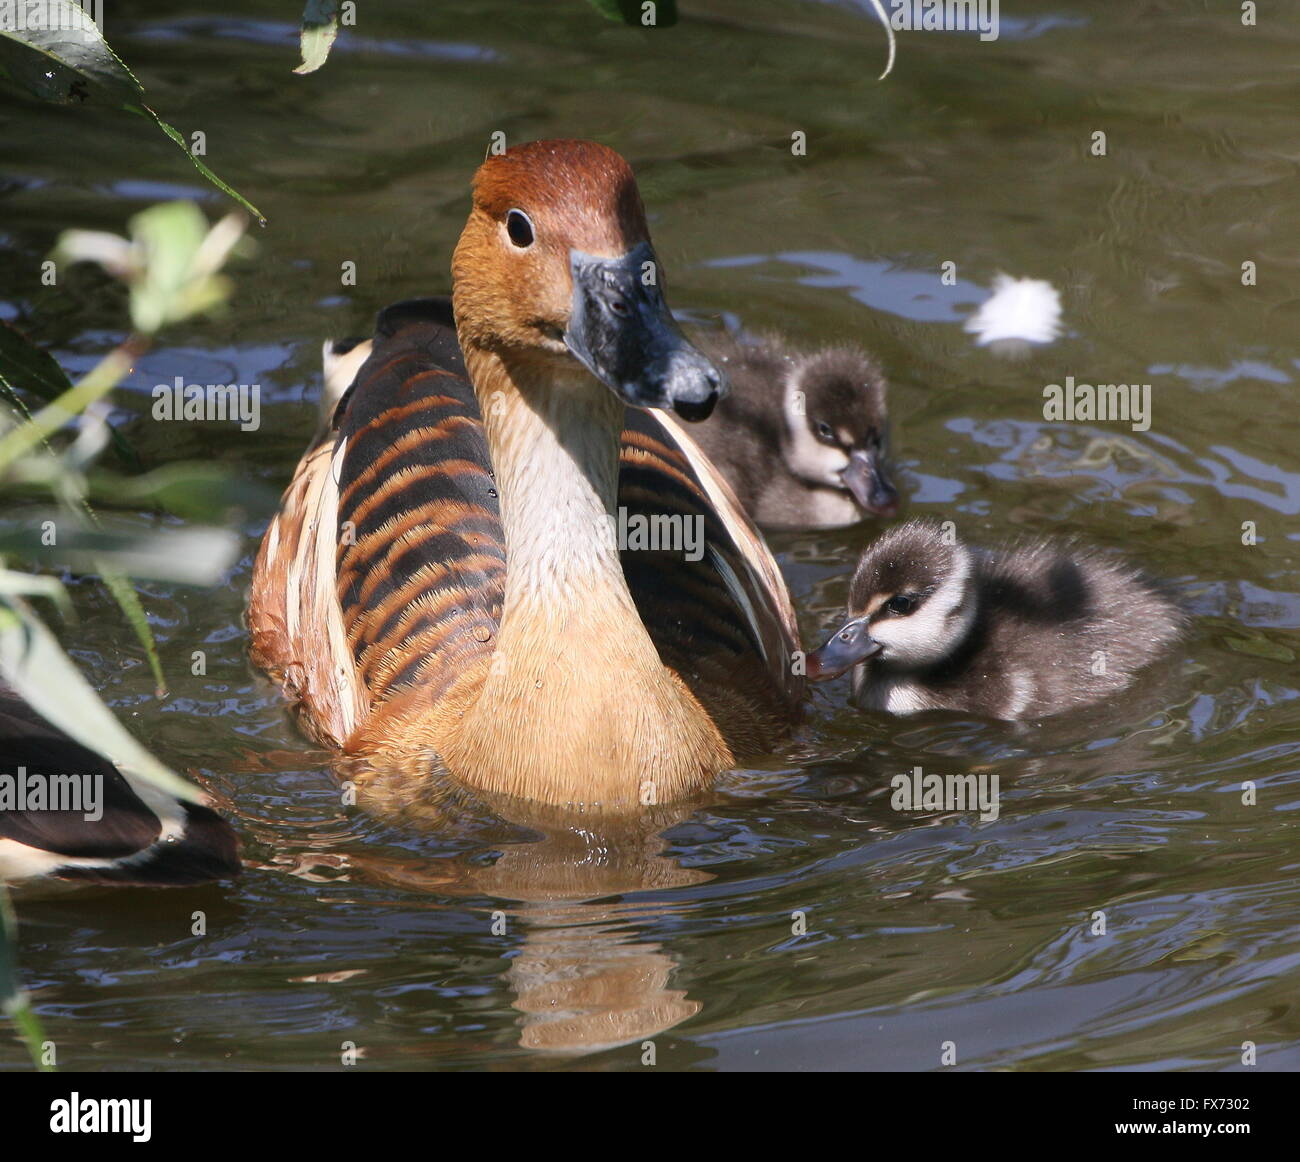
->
[3,995,52,1071]
[97,566,166,695]
[136,109,266,226]
[88,462,279,523]
[0,522,240,586]
[0,568,72,617]
[0,597,201,802]
[0,884,52,1071]
[0,321,73,402]
[0,343,134,474]
[0,324,139,467]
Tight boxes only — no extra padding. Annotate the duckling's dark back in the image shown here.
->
[932,541,1185,718]
[682,331,793,506]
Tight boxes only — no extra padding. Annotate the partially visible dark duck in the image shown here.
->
[0,682,240,884]
[685,331,899,529]
[806,520,1185,720]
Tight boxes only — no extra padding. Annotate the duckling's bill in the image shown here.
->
[805,616,882,681]
[840,447,899,517]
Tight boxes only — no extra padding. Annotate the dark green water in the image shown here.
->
[2,0,1298,1070]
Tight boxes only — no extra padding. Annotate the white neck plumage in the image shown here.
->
[438,346,730,809]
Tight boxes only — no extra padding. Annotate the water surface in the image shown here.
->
[1,0,1298,1070]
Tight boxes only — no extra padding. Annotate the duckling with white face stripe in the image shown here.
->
[685,333,899,529]
[807,520,1185,721]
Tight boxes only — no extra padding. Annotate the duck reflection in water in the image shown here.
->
[298,765,711,1054]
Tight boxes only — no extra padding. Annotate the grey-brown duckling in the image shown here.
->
[685,332,899,529]
[806,520,1185,720]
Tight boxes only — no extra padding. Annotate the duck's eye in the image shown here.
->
[883,594,916,616]
[506,209,534,248]
[815,420,835,444]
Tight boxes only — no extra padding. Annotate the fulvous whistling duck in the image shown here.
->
[249,140,803,811]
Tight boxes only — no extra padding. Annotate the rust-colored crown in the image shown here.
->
[472,139,650,254]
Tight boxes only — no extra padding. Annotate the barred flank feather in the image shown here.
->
[250,297,801,802]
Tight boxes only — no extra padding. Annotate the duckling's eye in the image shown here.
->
[815,420,835,444]
[506,209,535,248]
[883,594,916,616]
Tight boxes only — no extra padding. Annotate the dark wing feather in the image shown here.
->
[253,297,800,756]
[0,684,240,884]
[334,301,505,709]
[620,409,803,750]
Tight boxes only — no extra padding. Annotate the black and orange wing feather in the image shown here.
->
[250,297,800,757]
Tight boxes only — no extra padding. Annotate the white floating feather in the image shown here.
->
[964,274,1063,354]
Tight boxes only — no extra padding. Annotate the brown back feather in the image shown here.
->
[249,298,801,763]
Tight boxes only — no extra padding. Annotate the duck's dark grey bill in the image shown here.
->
[805,616,882,681]
[564,242,726,420]
[842,449,899,517]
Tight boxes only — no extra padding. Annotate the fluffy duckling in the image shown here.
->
[685,332,899,529]
[806,520,1185,720]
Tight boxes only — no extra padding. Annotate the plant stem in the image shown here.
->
[0,339,145,476]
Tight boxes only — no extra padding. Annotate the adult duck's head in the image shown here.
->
[451,139,725,421]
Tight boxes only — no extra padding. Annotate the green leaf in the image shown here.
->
[0,342,134,474]
[0,596,201,803]
[0,3,264,222]
[0,321,139,468]
[0,0,142,106]
[294,0,340,75]
[585,0,678,28]
[0,884,53,1072]
[0,567,72,617]
[89,462,279,524]
[0,522,240,586]
[126,201,242,331]
[0,321,73,403]
[138,110,265,226]
[97,567,166,696]
[50,203,245,336]
[126,201,208,333]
